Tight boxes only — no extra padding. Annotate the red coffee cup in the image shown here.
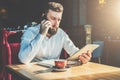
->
[54,59,67,68]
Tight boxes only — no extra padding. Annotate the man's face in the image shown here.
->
[46,9,62,35]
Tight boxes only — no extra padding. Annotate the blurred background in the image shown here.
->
[0,0,120,67]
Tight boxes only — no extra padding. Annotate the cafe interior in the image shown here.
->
[0,0,120,80]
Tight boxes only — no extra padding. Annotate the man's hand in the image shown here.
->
[40,20,52,36]
[78,50,92,64]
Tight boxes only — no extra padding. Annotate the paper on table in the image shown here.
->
[67,44,99,61]
[37,59,55,68]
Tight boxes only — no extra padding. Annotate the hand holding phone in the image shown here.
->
[40,13,57,36]
[42,17,53,35]
[40,19,52,36]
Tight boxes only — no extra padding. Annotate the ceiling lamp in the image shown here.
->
[99,0,106,7]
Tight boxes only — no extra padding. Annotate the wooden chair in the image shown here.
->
[0,29,23,80]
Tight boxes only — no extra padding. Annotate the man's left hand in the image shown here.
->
[78,50,92,64]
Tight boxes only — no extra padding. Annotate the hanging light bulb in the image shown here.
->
[99,0,106,5]
[98,0,106,8]
[99,0,106,4]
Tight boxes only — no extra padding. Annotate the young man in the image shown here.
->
[18,2,92,64]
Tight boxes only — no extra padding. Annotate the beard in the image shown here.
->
[48,27,58,36]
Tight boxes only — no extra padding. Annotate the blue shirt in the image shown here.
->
[18,24,79,64]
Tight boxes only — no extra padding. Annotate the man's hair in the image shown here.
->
[48,2,64,12]
[41,2,63,21]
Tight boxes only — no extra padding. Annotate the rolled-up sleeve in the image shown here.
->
[18,25,45,64]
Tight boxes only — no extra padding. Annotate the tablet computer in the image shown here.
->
[67,44,99,60]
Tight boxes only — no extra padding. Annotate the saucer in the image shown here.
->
[52,66,70,72]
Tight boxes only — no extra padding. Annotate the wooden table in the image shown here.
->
[6,62,120,80]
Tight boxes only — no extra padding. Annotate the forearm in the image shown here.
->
[63,35,79,56]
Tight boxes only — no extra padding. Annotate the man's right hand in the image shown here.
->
[40,20,52,36]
